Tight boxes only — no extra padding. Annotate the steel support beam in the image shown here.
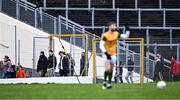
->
[91,8,95,29]
[138,8,141,27]
[116,8,119,28]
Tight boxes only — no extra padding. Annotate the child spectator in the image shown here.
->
[16,65,26,78]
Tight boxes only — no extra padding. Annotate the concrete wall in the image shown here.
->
[0,12,151,83]
[0,12,93,76]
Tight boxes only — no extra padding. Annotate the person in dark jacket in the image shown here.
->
[125,56,134,83]
[37,51,48,77]
[170,56,180,81]
[153,54,164,81]
[9,65,16,78]
[80,52,86,76]
[58,51,69,76]
[47,50,57,77]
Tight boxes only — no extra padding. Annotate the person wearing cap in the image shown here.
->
[37,51,48,77]
[125,55,134,83]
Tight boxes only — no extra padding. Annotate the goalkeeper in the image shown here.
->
[99,22,130,89]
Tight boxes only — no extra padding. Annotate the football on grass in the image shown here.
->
[157,81,166,89]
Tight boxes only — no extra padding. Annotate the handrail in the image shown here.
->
[18,0,36,8]
[84,26,180,30]
[41,7,180,11]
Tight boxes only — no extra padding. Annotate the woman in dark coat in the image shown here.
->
[37,51,48,77]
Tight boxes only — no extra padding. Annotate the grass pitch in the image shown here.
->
[0,82,180,99]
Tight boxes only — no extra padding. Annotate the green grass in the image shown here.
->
[0,82,180,99]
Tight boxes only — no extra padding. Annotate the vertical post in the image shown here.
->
[146,27,150,74]
[32,37,36,77]
[14,26,17,65]
[154,43,157,54]
[49,37,53,52]
[24,0,27,11]
[16,0,20,20]
[140,38,144,83]
[146,27,150,48]
[65,10,68,29]
[18,40,20,65]
[0,0,2,11]
[138,8,141,28]
[125,44,129,67]
[66,0,68,9]
[43,0,47,8]
[88,0,91,9]
[70,36,72,76]
[170,28,172,48]
[102,26,105,33]
[85,35,89,76]
[91,8,94,29]
[65,0,68,30]
[34,8,37,28]
[82,26,85,49]
[159,0,162,9]
[58,16,62,34]
[92,38,96,83]
[177,44,179,61]
[117,41,120,69]
[163,9,166,28]
[54,18,57,34]
[40,7,43,29]
[135,0,138,9]
[112,0,115,9]
[116,8,119,28]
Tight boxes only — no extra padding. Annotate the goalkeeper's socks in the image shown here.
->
[108,72,113,83]
[104,71,108,81]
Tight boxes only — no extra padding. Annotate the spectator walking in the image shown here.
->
[58,51,69,76]
[2,56,12,78]
[37,51,48,77]
[153,54,164,81]
[114,61,123,83]
[80,52,86,76]
[170,56,180,81]
[16,65,26,78]
[125,56,134,83]
[47,50,57,77]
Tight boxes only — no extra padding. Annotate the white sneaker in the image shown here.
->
[106,83,112,89]
[102,81,107,90]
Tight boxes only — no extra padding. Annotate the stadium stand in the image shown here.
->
[1,0,180,82]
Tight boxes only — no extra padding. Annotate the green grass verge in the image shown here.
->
[0,82,180,99]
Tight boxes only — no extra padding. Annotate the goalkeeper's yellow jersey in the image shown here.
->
[101,31,119,56]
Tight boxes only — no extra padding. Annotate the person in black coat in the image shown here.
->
[37,51,48,77]
[58,51,69,76]
[47,50,57,77]
[80,52,86,76]
[125,56,134,83]
[153,54,164,81]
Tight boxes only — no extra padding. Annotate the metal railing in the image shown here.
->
[0,0,177,80]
